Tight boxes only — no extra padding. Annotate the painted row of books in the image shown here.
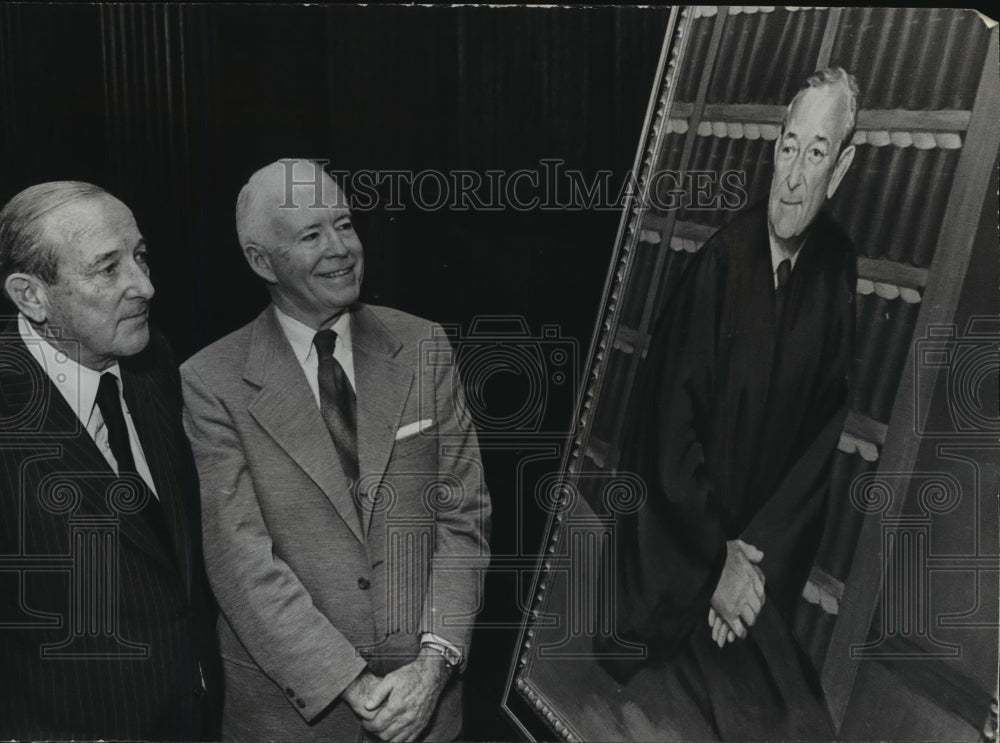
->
[674,7,988,111]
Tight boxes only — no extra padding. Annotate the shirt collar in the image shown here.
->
[273,305,353,365]
[768,233,803,278]
[18,313,123,424]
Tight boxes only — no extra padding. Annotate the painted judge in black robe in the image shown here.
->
[603,69,859,739]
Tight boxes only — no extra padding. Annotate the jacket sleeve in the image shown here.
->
[181,361,366,723]
[417,327,492,657]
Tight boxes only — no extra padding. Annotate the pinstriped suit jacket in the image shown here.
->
[0,323,221,740]
[181,303,491,741]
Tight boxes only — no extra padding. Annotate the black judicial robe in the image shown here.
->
[605,205,855,739]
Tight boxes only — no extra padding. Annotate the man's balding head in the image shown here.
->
[783,67,860,157]
[235,159,363,329]
[235,159,349,249]
[0,181,112,294]
[0,181,154,369]
[768,68,860,248]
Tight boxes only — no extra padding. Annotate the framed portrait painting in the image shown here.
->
[503,6,999,741]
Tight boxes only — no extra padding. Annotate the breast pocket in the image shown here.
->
[389,430,438,462]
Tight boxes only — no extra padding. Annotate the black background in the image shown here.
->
[0,4,671,738]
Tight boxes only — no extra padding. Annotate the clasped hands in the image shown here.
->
[341,648,451,742]
[707,539,765,648]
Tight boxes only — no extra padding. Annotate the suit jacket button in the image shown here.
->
[285,687,295,697]
[358,577,371,590]
[193,685,205,698]
[296,698,306,709]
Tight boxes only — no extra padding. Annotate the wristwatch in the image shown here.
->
[420,639,463,670]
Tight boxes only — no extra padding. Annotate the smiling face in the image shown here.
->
[768,84,854,245]
[37,195,154,370]
[242,162,363,330]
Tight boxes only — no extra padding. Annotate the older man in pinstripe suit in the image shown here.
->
[0,181,220,740]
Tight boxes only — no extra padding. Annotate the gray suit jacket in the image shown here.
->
[181,304,491,741]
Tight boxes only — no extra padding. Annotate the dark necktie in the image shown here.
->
[96,373,137,475]
[776,258,792,290]
[775,257,792,320]
[314,330,360,488]
[95,373,173,554]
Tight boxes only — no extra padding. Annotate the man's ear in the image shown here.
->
[826,144,856,199]
[243,243,277,284]
[4,273,49,323]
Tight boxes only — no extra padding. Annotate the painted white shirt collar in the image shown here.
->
[768,234,802,288]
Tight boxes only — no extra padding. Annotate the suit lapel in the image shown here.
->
[0,326,176,571]
[244,307,364,544]
[121,362,185,574]
[351,306,413,535]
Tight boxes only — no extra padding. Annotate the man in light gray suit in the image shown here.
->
[181,159,491,741]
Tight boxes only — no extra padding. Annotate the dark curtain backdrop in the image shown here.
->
[0,4,670,738]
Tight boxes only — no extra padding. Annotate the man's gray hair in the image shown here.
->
[0,181,111,298]
[785,67,861,153]
[235,178,266,249]
[235,159,349,250]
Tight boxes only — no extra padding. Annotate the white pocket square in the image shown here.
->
[395,419,434,440]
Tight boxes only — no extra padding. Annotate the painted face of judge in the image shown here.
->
[768,83,856,243]
[239,160,364,330]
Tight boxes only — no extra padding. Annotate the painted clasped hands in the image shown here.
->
[708,539,765,648]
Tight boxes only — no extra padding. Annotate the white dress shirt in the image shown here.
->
[272,306,462,664]
[769,234,802,288]
[274,306,356,403]
[19,314,158,498]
